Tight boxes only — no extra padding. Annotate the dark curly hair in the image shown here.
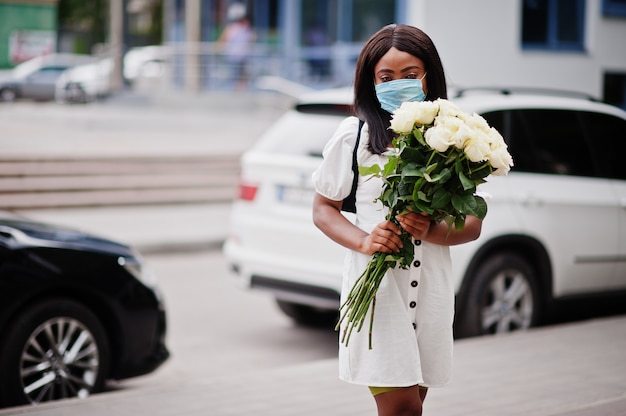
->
[354,24,447,154]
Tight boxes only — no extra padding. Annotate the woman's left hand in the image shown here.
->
[396,211,431,240]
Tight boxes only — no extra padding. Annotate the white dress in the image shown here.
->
[312,116,454,388]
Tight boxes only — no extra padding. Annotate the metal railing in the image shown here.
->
[129,42,361,95]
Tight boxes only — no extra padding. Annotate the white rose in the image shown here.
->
[390,104,418,133]
[463,130,492,162]
[424,123,456,152]
[487,127,507,149]
[460,112,491,134]
[435,98,461,118]
[412,101,439,125]
[489,145,514,175]
[390,101,439,133]
[432,115,468,149]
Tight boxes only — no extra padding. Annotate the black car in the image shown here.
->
[0,215,169,408]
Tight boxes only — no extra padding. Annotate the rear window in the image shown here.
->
[251,109,346,157]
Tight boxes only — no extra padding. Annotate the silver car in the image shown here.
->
[0,53,96,102]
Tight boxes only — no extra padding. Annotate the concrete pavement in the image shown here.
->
[2,201,625,416]
[1,93,625,415]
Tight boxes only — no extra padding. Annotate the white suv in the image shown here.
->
[223,87,626,338]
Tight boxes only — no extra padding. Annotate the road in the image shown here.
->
[114,250,339,393]
[1,95,626,416]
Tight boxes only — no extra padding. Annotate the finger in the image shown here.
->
[378,220,402,235]
[370,231,403,253]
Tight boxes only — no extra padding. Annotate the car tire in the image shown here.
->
[0,88,17,102]
[455,251,541,338]
[275,299,338,328]
[66,83,88,103]
[0,298,110,407]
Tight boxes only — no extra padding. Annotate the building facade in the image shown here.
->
[163,0,626,109]
[408,0,626,108]
[0,0,59,69]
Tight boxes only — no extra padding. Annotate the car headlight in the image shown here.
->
[117,251,158,289]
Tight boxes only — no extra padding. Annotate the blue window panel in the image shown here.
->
[522,0,586,51]
[603,0,626,17]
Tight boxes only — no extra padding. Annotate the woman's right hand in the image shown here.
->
[360,220,404,255]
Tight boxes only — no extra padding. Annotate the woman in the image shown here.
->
[312,24,482,416]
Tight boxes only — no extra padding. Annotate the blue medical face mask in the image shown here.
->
[375,77,426,113]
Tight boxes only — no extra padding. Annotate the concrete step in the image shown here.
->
[0,154,241,209]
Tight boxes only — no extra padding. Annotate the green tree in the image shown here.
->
[57,0,108,54]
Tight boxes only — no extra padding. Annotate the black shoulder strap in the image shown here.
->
[341,119,365,213]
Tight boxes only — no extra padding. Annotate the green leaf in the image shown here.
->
[431,188,452,209]
[402,147,426,164]
[458,170,476,191]
[398,181,413,195]
[382,158,398,176]
[474,195,488,219]
[451,193,488,219]
[429,168,452,184]
[451,193,475,213]
[416,190,429,202]
[412,128,427,147]
[359,164,381,176]
[411,199,434,214]
[454,214,466,231]
[400,163,423,177]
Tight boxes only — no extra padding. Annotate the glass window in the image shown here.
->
[300,0,335,80]
[603,72,626,111]
[518,109,594,176]
[483,110,538,174]
[301,0,337,44]
[580,111,626,180]
[351,0,396,42]
[602,0,626,17]
[522,0,585,51]
[30,67,68,81]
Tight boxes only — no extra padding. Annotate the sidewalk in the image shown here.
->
[1,312,624,416]
[1,95,625,415]
[11,203,233,255]
[0,205,624,416]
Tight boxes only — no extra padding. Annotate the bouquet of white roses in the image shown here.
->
[336,98,513,349]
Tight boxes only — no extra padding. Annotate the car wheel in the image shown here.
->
[66,83,88,103]
[0,298,110,407]
[275,299,338,327]
[455,252,541,338]
[0,88,17,102]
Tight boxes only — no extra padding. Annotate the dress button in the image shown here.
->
[409,301,417,308]
[411,280,418,287]
[415,240,422,246]
[413,260,421,267]
[412,323,417,329]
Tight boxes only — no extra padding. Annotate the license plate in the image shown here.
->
[276,185,315,206]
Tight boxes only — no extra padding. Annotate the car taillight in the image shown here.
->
[238,182,258,201]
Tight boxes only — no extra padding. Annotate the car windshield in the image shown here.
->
[12,58,44,79]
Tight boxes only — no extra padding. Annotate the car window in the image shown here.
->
[483,109,594,177]
[252,111,345,157]
[29,66,69,81]
[481,110,537,174]
[520,109,595,177]
[579,111,626,180]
